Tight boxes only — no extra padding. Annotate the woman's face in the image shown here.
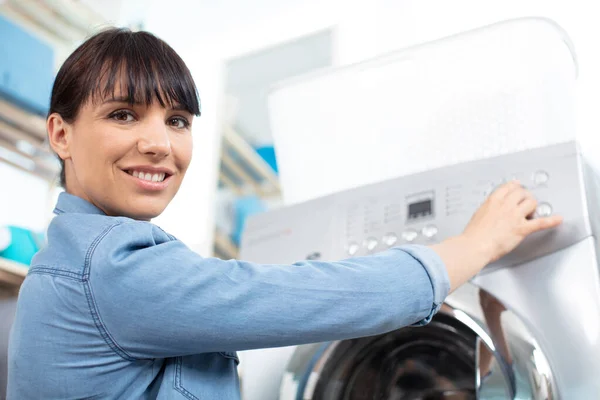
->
[48,90,194,220]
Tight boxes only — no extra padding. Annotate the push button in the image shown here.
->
[533,171,549,186]
[401,229,419,243]
[347,242,359,256]
[364,237,378,252]
[422,225,438,239]
[535,202,553,218]
[383,233,398,247]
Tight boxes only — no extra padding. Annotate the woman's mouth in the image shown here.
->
[123,168,173,190]
[128,170,167,182]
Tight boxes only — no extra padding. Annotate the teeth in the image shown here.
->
[129,170,167,182]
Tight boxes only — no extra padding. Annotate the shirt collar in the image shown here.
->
[53,192,106,216]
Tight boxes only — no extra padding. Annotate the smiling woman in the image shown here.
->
[46,28,200,220]
[6,26,562,400]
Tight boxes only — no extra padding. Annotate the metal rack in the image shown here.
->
[0,98,59,181]
[0,257,28,293]
[0,0,107,50]
[218,126,281,197]
[213,126,281,259]
[213,230,240,260]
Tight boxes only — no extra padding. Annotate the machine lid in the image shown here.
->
[281,283,555,400]
[267,17,578,205]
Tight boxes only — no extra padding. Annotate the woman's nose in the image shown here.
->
[137,121,171,158]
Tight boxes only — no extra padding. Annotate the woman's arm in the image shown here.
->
[88,181,560,359]
[89,224,448,358]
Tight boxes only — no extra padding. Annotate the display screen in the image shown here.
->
[408,199,432,219]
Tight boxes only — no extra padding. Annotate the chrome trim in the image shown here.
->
[446,283,556,399]
[281,282,556,399]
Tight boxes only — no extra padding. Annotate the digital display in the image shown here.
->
[408,199,433,220]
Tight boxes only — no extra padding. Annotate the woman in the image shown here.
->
[7,28,561,399]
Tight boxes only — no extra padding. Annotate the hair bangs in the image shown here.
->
[86,31,201,116]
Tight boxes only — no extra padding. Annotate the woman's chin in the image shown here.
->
[111,197,171,221]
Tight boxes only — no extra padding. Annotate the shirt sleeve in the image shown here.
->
[399,244,451,325]
[88,221,450,359]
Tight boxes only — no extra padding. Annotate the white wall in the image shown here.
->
[339,0,600,162]
[0,163,54,232]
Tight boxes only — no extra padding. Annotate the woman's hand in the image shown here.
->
[430,180,563,291]
[463,180,563,263]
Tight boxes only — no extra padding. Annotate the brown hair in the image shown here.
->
[48,27,201,187]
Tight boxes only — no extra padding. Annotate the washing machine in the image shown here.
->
[239,141,600,399]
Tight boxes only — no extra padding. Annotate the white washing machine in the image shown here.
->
[240,141,600,399]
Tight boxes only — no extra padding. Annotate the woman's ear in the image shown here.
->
[47,113,71,161]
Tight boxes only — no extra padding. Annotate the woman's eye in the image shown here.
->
[168,117,190,129]
[109,110,135,122]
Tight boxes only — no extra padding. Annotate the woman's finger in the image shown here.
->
[505,186,529,206]
[523,215,563,235]
[489,180,520,200]
[518,196,538,218]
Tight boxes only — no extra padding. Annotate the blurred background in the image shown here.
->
[1,0,599,268]
[1,0,600,397]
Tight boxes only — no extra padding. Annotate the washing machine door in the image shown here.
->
[280,283,556,400]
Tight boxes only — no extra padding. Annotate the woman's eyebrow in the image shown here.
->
[101,96,193,114]
[171,104,190,112]
[101,96,137,105]
[101,96,189,112]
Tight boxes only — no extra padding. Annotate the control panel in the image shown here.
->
[240,142,594,270]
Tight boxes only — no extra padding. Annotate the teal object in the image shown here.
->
[0,226,44,266]
[231,196,266,245]
[255,146,278,174]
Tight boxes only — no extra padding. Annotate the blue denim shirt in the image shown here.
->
[8,193,450,399]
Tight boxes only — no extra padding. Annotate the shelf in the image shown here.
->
[0,97,47,141]
[0,0,106,46]
[0,98,60,181]
[219,126,281,198]
[213,230,239,260]
[214,126,282,259]
[0,257,28,288]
